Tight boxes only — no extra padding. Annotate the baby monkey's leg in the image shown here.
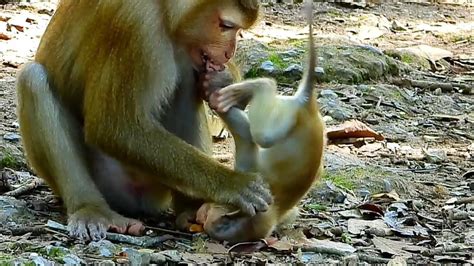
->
[212,78,277,113]
[219,108,258,172]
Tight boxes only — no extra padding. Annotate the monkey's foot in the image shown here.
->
[175,209,198,232]
[68,206,145,241]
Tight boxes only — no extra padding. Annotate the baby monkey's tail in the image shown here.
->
[295,0,316,104]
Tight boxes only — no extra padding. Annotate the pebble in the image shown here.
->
[3,133,21,142]
[320,89,338,99]
[260,60,275,73]
[284,63,303,76]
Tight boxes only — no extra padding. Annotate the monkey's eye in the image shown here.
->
[219,20,236,30]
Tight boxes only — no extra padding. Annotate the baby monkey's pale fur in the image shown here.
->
[198,1,325,243]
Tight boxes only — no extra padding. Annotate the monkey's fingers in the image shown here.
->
[234,179,273,216]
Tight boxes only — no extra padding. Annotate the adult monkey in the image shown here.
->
[16,0,272,241]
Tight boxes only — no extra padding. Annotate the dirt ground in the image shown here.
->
[0,2,473,265]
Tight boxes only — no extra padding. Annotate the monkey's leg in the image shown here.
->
[219,108,258,172]
[17,62,143,241]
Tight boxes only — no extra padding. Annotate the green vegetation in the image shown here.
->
[323,167,391,191]
[323,171,356,190]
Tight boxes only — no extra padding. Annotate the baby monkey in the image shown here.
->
[197,1,325,243]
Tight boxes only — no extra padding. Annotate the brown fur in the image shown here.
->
[16,0,272,241]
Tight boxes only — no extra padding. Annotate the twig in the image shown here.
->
[358,254,390,264]
[4,178,44,197]
[390,78,473,93]
[453,196,474,205]
[0,225,47,236]
[301,245,353,257]
[145,225,194,238]
[422,244,462,256]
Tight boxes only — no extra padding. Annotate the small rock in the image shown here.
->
[11,122,20,128]
[280,49,299,57]
[433,88,443,95]
[29,253,54,266]
[314,66,325,80]
[3,133,21,142]
[424,148,448,163]
[157,250,182,263]
[86,240,118,258]
[122,248,151,265]
[62,254,84,265]
[259,60,275,73]
[320,89,338,99]
[357,188,371,197]
[0,196,33,223]
[150,253,167,263]
[391,20,408,31]
[383,179,393,193]
[284,63,303,76]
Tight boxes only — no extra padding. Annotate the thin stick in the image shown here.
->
[145,225,194,238]
[4,178,44,197]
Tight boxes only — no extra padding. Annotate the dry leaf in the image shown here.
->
[205,242,227,254]
[347,219,391,235]
[372,236,413,258]
[372,190,401,202]
[326,120,385,141]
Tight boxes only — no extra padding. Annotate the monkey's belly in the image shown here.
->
[258,134,317,182]
[90,150,168,217]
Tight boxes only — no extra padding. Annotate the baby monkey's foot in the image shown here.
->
[209,83,250,113]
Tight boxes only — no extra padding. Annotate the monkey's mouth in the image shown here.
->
[201,52,225,72]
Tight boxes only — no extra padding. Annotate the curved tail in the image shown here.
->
[295,0,316,104]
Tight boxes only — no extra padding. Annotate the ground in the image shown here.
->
[0,1,473,265]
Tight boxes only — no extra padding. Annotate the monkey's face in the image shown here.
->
[174,1,257,71]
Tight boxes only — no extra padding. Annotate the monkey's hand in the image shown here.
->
[198,67,234,102]
[68,206,144,241]
[212,172,272,216]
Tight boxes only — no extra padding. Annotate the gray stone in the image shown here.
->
[260,60,275,73]
[320,89,338,100]
[284,63,303,76]
[62,254,84,265]
[122,248,151,265]
[3,133,21,142]
[157,250,182,263]
[0,196,33,223]
[150,253,167,263]
[314,66,325,80]
[29,253,54,266]
[85,240,118,258]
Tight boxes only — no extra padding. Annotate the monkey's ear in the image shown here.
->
[239,0,260,10]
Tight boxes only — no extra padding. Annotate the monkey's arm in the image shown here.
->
[83,99,272,216]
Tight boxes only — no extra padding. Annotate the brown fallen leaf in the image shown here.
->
[357,202,385,217]
[0,32,11,40]
[347,219,391,235]
[326,120,385,141]
[205,242,227,254]
[228,240,268,254]
[372,236,413,258]
[371,190,401,202]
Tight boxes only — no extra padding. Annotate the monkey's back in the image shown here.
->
[257,101,325,211]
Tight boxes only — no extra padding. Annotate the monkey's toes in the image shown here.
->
[109,218,145,236]
[68,217,107,242]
